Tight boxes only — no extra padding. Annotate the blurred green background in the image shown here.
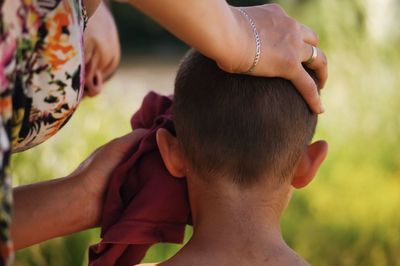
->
[11,0,400,265]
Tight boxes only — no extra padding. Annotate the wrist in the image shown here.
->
[217,6,257,74]
[236,7,261,74]
[69,171,102,228]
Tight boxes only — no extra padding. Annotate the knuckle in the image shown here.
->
[285,18,299,32]
[312,30,320,44]
[290,34,303,49]
[269,4,284,13]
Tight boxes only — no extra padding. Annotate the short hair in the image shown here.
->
[173,50,317,187]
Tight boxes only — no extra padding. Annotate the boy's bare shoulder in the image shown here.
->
[136,256,309,266]
[135,249,310,266]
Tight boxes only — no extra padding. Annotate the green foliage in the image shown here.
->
[13,0,400,265]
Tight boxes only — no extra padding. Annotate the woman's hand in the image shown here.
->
[12,130,147,250]
[228,4,327,113]
[125,1,326,113]
[83,1,121,97]
[72,129,148,227]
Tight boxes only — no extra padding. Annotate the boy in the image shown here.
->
[142,50,328,266]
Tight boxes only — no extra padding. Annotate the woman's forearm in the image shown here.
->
[11,175,94,250]
[11,130,147,250]
[127,0,248,72]
[122,1,327,113]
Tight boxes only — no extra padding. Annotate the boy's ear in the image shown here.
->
[156,128,187,178]
[291,140,328,189]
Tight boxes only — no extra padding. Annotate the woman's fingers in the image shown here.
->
[292,43,328,113]
[85,70,104,97]
[233,4,328,113]
[105,129,148,156]
[300,24,319,46]
[301,44,328,89]
[291,66,322,114]
[83,1,120,98]
[84,48,100,97]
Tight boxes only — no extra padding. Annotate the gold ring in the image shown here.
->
[305,46,318,65]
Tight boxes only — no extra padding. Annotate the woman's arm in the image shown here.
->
[12,174,92,250]
[122,0,327,113]
[128,0,241,72]
[11,129,147,250]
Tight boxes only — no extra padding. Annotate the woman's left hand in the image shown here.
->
[70,129,148,227]
[12,129,147,250]
[230,4,327,113]
[125,1,326,113]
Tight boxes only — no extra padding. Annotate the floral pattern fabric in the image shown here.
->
[0,0,86,264]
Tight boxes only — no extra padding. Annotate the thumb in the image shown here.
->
[102,129,148,160]
[83,129,148,178]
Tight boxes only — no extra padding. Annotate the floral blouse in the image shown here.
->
[0,0,86,264]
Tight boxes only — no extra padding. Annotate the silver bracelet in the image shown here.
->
[81,2,89,30]
[237,7,261,74]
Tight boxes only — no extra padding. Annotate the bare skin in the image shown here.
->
[117,0,327,113]
[11,129,147,250]
[11,0,328,250]
[158,185,310,266]
[10,1,126,250]
[83,1,121,97]
[136,185,310,266]
[136,129,329,266]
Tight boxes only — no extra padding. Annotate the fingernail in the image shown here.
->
[320,105,325,114]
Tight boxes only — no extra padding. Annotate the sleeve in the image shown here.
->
[0,61,14,266]
[0,110,13,265]
[0,1,18,264]
[0,0,87,263]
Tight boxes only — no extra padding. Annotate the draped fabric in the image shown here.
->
[89,92,191,266]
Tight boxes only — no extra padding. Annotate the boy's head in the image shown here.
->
[157,50,327,190]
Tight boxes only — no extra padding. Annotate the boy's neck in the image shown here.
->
[163,177,309,266]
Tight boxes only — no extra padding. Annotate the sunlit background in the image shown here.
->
[12,0,400,265]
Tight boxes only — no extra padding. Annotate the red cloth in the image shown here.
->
[89,92,191,266]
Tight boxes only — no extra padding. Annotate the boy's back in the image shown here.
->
[137,50,327,266]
